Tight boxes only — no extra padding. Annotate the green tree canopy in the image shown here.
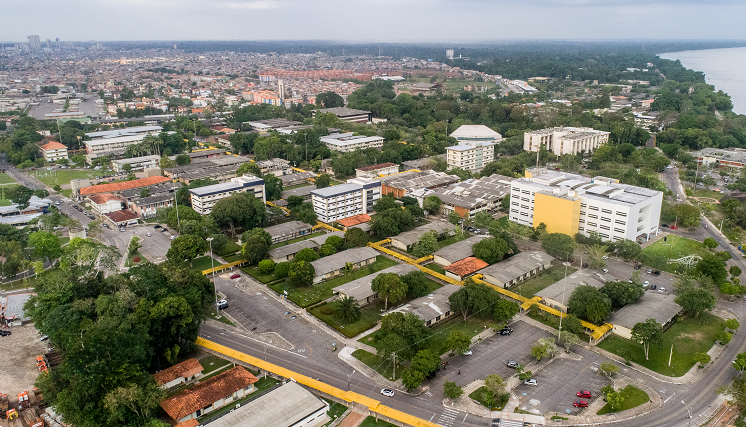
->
[631,319,663,360]
[166,234,207,266]
[289,260,315,287]
[372,272,408,310]
[600,281,645,308]
[567,285,612,324]
[541,232,575,260]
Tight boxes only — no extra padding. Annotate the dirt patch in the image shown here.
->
[0,324,49,395]
[679,331,706,341]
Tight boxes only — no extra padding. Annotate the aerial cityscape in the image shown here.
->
[2,3,746,427]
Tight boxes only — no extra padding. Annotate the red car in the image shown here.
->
[230,273,241,279]
[576,391,592,398]
[670,225,678,230]
[573,400,588,408]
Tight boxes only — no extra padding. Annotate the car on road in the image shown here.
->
[153,224,161,229]
[0,330,11,337]
[55,201,60,205]
[462,350,473,356]
[573,400,588,408]
[147,233,151,237]
[507,361,519,369]
[670,225,678,230]
[217,299,229,309]
[653,270,661,276]
[119,228,125,232]
[659,287,666,292]
[499,327,513,336]
[160,228,167,232]
[602,268,608,273]
[102,223,109,228]
[643,281,649,287]
[380,389,395,397]
[651,285,657,290]
[230,273,241,279]
[524,379,538,386]
[577,391,592,398]
[661,224,669,228]
[647,269,653,274]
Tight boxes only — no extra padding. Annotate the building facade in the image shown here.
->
[523,127,610,156]
[313,107,372,123]
[355,162,400,178]
[39,141,69,162]
[189,176,266,215]
[320,133,384,153]
[693,147,746,170]
[509,167,662,242]
[111,155,161,172]
[445,141,495,172]
[310,178,381,223]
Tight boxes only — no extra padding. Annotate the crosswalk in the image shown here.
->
[436,408,459,427]
[490,420,525,427]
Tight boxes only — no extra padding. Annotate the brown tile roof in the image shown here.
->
[444,256,488,277]
[336,214,371,227]
[153,358,203,385]
[174,420,199,427]
[40,141,67,150]
[357,162,396,172]
[79,176,171,196]
[160,366,258,421]
[87,193,120,204]
[104,209,140,223]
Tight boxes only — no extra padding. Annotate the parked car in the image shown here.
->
[147,233,151,237]
[524,379,538,386]
[160,228,167,232]
[0,330,11,337]
[577,391,592,398]
[119,228,125,232]
[643,281,649,287]
[171,235,176,240]
[650,285,657,290]
[661,224,669,228]
[230,273,241,279]
[670,225,678,230]
[153,224,161,229]
[647,269,653,274]
[217,299,228,309]
[102,223,109,228]
[659,287,666,292]
[653,270,661,276]
[507,361,519,369]
[573,400,588,408]
[462,350,473,356]
[602,268,609,273]
[499,327,513,336]
[380,389,395,397]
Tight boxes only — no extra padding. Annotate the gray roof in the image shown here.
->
[310,247,379,277]
[307,230,345,245]
[209,156,249,166]
[402,154,447,170]
[280,171,317,185]
[479,251,555,284]
[311,183,361,198]
[432,175,514,209]
[189,176,264,197]
[188,148,225,158]
[609,292,681,330]
[264,221,314,238]
[281,184,317,199]
[537,268,618,303]
[205,382,326,427]
[2,293,33,322]
[267,239,319,259]
[391,284,461,322]
[391,221,455,247]
[432,235,489,264]
[335,264,419,301]
[378,170,460,193]
[694,147,746,164]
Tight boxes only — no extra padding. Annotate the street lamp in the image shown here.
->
[682,400,692,424]
[347,370,356,389]
[206,237,218,314]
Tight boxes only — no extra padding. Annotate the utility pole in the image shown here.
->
[392,353,396,380]
[173,190,181,228]
[206,236,217,314]
[557,262,569,344]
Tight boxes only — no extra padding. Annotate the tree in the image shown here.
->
[703,237,718,249]
[334,296,361,323]
[715,330,733,344]
[412,230,438,258]
[377,332,407,362]
[484,374,506,398]
[288,261,315,287]
[275,261,291,278]
[447,211,461,225]
[344,227,369,248]
[241,236,270,265]
[561,313,586,336]
[128,236,142,256]
[444,382,464,399]
[373,195,399,212]
[28,231,62,265]
[318,243,337,257]
[423,195,442,215]
[606,390,624,411]
[371,272,408,310]
[673,203,700,227]
[676,287,717,317]
[600,281,645,308]
[166,235,207,266]
[315,174,331,189]
[263,174,283,201]
[380,312,430,358]
[692,352,711,367]
[236,162,261,177]
[631,319,663,360]
[538,337,558,359]
[401,369,425,390]
[557,331,582,351]
[610,239,642,261]
[411,349,440,377]
[326,235,344,250]
[695,253,728,285]
[568,285,612,324]
[295,247,320,263]
[449,280,500,320]
[587,244,608,269]
[731,266,742,278]
[599,362,620,382]
[258,259,275,273]
[316,91,345,108]
[8,185,34,209]
[541,233,575,261]
[287,195,304,210]
[493,299,519,323]
[175,154,191,166]
[726,318,740,331]
[444,330,471,356]
[472,236,513,264]
[531,343,549,361]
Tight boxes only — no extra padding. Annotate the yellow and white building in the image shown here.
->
[509,167,662,242]
[523,127,610,156]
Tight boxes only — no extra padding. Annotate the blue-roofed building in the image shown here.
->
[310,177,381,223]
[189,176,265,215]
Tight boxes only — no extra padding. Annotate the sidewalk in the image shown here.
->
[338,347,402,390]
[442,380,491,417]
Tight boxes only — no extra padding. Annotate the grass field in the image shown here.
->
[269,256,399,308]
[218,241,242,256]
[468,386,509,411]
[596,385,649,415]
[33,169,96,186]
[360,316,488,356]
[351,349,404,381]
[199,355,232,374]
[323,400,348,426]
[0,174,16,185]
[435,234,467,250]
[0,184,18,206]
[639,236,710,273]
[598,313,725,376]
[191,256,224,273]
[60,189,72,198]
[512,264,578,298]
[242,265,279,283]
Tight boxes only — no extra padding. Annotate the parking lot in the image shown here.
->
[603,258,677,294]
[0,324,50,396]
[131,225,175,264]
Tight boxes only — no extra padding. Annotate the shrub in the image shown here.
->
[133,256,140,263]
[320,305,334,316]
[274,261,291,278]
[258,259,275,273]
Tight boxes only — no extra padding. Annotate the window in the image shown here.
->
[614,228,625,233]
[600,225,610,230]
[589,214,598,219]
[589,206,599,211]
[512,201,519,206]
[600,233,609,238]
[520,212,528,216]
[522,190,530,194]
[521,205,529,209]
[579,219,585,223]
[588,222,597,227]
[602,209,612,214]
[615,220,626,225]
[578,226,584,231]
[616,212,627,217]
[511,209,518,213]
[601,217,611,222]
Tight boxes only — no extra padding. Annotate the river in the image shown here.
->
[659,47,746,115]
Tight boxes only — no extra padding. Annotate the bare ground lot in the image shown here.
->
[0,325,49,395]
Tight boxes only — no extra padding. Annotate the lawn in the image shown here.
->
[351,349,404,381]
[241,265,279,283]
[125,251,147,267]
[468,386,509,411]
[359,416,398,427]
[223,253,245,263]
[207,307,236,326]
[687,187,725,201]
[191,256,224,273]
[310,279,441,338]
[33,169,96,187]
[268,256,399,308]
[197,374,280,421]
[597,313,725,377]
[218,241,242,256]
[512,264,578,298]
[269,231,325,249]
[0,184,18,206]
[639,236,710,273]
[0,174,16,185]
[425,263,446,275]
[435,233,467,250]
[60,189,73,198]
[323,400,349,426]
[596,385,649,415]
[199,355,232,374]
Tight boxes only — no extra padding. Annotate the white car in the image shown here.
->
[602,268,609,273]
[462,350,473,356]
[524,379,538,386]
[643,281,649,287]
[171,235,176,240]
[380,388,395,397]
[147,233,151,237]
[659,287,666,292]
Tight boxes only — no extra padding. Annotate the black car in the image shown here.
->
[650,284,657,290]
[154,224,161,229]
[0,330,11,337]
[653,270,661,276]
[499,327,513,335]
[661,224,669,228]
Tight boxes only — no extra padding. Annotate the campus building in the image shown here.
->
[189,176,266,215]
[320,132,384,153]
[111,154,161,172]
[449,125,503,145]
[310,177,380,223]
[523,127,610,156]
[445,140,495,172]
[313,107,372,124]
[509,167,663,242]
[414,174,514,218]
[693,147,746,170]
[83,125,163,163]
[39,141,68,162]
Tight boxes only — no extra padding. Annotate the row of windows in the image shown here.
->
[579,203,627,217]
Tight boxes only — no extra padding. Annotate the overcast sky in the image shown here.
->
[2,0,746,42]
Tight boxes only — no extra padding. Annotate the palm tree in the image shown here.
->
[334,296,361,323]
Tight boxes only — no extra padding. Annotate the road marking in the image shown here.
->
[663,392,676,404]
[463,413,468,422]
[429,414,435,421]
[225,330,307,358]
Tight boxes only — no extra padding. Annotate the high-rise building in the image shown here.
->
[55,37,60,49]
[277,79,285,102]
[523,127,610,156]
[46,39,51,50]
[28,35,40,50]
[446,49,454,60]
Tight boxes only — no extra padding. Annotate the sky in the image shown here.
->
[2,0,746,42]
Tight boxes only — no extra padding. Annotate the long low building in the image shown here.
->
[432,235,489,266]
[320,132,383,153]
[478,251,554,288]
[379,170,460,199]
[390,284,461,327]
[266,231,344,263]
[524,126,610,156]
[264,221,315,245]
[75,175,172,200]
[537,269,617,312]
[190,176,266,215]
[416,174,514,218]
[335,263,420,305]
[390,221,455,252]
[310,247,379,284]
[111,154,161,172]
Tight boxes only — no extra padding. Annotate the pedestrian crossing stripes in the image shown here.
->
[436,408,459,427]
[425,391,433,397]
[491,419,526,427]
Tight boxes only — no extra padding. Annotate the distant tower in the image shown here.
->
[446,49,454,60]
[55,37,60,49]
[277,79,285,103]
[46,39,51,49]
[28,35,40,50]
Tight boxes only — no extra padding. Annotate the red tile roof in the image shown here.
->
[87,193,120,204]
[104,209,140,224]
[40,141,67,150]
[357,162,396,172]
[154,358,204,385]
[79,176,171,196]
[336,214,371,227]
[160,366,258,421]
[444,257,488,277]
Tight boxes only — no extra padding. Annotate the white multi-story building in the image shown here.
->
[310,178,381,223]
[509,167,662,242]
[320,133,384,153]
[189,176,265,215]
[445,141,495,172]
[39,141,69,162]
[84,125,163,163]
[523,127,610,156]
[111,155,161,172]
